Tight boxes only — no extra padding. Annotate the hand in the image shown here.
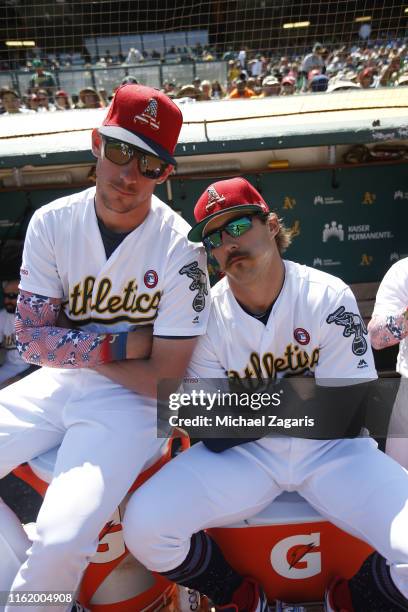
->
[126,325,154,360]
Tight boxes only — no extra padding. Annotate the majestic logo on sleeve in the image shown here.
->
[326,306,367,356]
[134,98,160,130]
[206,186,225,212]
[179,261,208,312]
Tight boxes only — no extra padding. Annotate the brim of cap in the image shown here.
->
[188,204,266,242]
[98,125,176,165]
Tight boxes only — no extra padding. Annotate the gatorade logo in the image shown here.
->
[270,533,321,579]
[93,508,125,564]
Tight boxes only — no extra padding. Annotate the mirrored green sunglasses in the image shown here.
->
[203,215,257,250]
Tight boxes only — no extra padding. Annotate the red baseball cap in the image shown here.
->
[99,83,183,165]
[188,177,270,242]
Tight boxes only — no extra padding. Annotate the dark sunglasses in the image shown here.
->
[203,215,258,250]
[3,292,18,299]
[102,137,168,180]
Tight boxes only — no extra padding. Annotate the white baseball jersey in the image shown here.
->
[20,186,209,337]
[188,260,376,383]
[372,257,408,377]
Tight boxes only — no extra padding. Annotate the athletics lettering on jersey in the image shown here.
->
[228,343,320,383]
[15,290,127,368]
[69,276,161,321]
[179,261,208,313]
[326,306,367,356]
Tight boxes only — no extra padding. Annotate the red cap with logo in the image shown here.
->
[99,83,183,165]
[188,177,269,242]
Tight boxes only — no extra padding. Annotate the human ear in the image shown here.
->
[267,213,280,238]
[156,164,174,184]
[91,129,102,158]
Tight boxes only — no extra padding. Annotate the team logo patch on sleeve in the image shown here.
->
[326,306,368,356]
[144,270,158,288]
[294,328,310,345]
[179,261,208,312]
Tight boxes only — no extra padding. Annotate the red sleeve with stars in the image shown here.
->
[15,290,127,368]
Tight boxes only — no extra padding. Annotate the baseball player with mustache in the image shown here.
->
[0,84,209,611]
[123,178,408,612]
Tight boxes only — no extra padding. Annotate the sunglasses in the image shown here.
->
[3,292,18,299]
[203,215,258,250]
[102,137,168,180]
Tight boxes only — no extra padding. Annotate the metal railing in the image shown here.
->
[0,60,228,98]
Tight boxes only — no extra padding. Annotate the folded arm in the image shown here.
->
[94,336,199,398]
[15,289,152,368]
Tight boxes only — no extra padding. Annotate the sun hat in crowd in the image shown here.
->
[262,75,280,86]
[328,80,361,92]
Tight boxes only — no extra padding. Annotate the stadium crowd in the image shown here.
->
[1,40,407,113]
[1,40,408,113]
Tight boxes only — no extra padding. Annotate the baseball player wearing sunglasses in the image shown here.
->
[0,84,210,611]
[124,178,408,612]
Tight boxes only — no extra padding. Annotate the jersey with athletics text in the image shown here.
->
[188,260,377,383]
[372,257,408,378]
[20,187,209,336]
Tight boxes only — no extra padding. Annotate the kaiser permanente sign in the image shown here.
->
[347,225,393,240]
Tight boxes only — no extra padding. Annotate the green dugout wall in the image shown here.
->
[1,161,407,286]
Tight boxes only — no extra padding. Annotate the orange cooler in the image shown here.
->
[208,492,373,603]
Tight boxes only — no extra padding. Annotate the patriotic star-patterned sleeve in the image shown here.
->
[15,290,127,368]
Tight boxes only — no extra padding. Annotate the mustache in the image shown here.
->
[225,251,249,267]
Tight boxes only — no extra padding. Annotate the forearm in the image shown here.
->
[95,359,158,397]
[368,310,408,350]
[95,336,198,398]
[15,290,127,368]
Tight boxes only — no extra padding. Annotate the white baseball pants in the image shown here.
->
[0,367,164,612]
[123,436,408,601]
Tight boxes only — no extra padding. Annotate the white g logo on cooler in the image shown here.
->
[270,533,321,579]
